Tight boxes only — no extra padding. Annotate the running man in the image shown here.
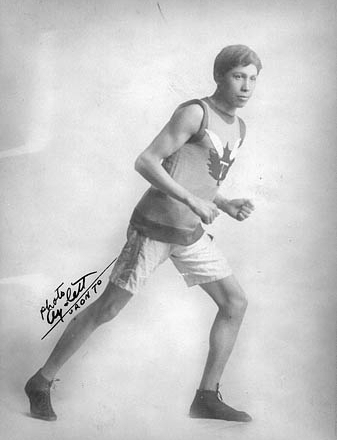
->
[25,44,262,423]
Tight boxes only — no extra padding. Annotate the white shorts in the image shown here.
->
[109,224,232,295]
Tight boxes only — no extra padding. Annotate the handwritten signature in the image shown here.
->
[40,259,116,340]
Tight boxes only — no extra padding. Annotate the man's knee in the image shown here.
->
[201,276,248,319]
[218,286,248,319]
[232,293,248,313]
[94,283,133,325]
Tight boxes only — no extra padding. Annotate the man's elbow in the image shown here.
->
[135,152,153,174]
[134,155,141,172]
[134,154,146,173]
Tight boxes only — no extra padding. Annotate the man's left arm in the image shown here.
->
[214,193,255,222]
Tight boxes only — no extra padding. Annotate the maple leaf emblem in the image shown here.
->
[208,142,235,185]
[205,130,242,186]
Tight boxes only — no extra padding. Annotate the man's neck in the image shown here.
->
[208,91,236,117]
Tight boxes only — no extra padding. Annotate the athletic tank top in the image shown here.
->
[130,98,246,245]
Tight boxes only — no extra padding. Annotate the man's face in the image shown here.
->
[217,64,258,110]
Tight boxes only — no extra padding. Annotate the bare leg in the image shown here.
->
[198,275,248,390]
[40,282,132,381]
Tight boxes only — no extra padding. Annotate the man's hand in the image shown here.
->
[222,198,255,221]
[188,195,220,225]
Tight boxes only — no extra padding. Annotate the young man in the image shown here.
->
[25,45,262,423]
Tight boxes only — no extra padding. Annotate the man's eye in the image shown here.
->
[251,77,257,82]
[234,75,242,80]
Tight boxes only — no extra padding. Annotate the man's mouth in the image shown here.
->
[237,96,249,100]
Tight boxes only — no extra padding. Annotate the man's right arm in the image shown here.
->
[134,104,219,225]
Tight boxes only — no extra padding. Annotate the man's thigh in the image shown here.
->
[109,225,171,295]
[170,233,232,287]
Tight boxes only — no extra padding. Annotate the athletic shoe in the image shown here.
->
[24,369,57,421]
[189,383,252,422]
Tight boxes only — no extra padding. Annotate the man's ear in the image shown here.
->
[214,72,221,84]
[214,72,225,85]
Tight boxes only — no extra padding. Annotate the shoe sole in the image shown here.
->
[29,411,57,422]
[190,411,252,422]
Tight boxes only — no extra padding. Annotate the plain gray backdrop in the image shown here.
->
[1,1,336,439]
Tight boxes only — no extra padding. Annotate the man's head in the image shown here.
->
[212,45,262,111]
[213,45,262,84]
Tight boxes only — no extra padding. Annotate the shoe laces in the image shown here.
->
[51,378,60,390]
[38,377,59,391]
[216,383,223,402]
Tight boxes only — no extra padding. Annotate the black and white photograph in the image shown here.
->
[0,1,336,439]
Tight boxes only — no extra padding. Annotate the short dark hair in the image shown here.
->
[214,45,262,82]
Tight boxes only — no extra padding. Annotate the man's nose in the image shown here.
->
[241,79,250,91]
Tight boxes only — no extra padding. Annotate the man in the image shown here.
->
[25,45,262,423]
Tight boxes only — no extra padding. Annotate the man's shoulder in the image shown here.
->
[171,99,207,142]
[175,99,205,120]
[178,98,206,111]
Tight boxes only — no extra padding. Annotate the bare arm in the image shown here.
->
[135,104,219,224]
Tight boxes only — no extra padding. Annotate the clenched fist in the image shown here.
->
[188,195,220,224]
[223,198,255,221]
